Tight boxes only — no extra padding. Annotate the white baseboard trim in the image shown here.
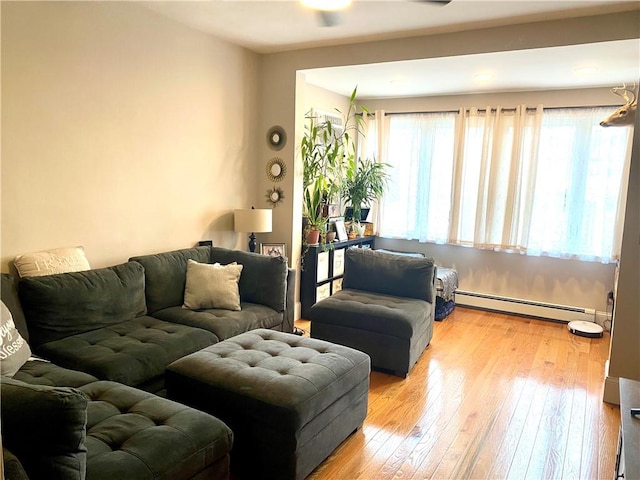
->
[456,290,599,323]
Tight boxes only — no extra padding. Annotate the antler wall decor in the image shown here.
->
[600,82,638,127]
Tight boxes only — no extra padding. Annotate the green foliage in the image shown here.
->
[342,156,390,223]
[301,86,368,207]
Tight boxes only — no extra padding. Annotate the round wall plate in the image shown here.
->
[266,126,286,151]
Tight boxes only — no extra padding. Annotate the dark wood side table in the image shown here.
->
[615,378,640,479]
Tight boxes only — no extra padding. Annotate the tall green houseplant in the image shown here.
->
[301,87,368,242]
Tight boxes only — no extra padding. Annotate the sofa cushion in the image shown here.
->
[14,359,98,388]
[14,246,91,278]
[1,376,88,480]
[210,247,288,313]
[153,303,283,342]
[183,260,243,311]
[343,248,435,303]
[35,316,216,389]
[80,381,233,480]
[1,301,32,377]
[1,273,29,342]
[130,246,211,314]
[309,289,430,338]
[18,262,147,348]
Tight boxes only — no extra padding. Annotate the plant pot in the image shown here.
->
[326,231,336,243]
[306,229,320,245]
[355,223,366,237]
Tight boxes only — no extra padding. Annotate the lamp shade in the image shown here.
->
[234,208,272,233]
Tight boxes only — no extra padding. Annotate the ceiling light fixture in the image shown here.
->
[473,73,493,83]
[574,66,599,76]
[300,0,352,11]
[390,79,409,88]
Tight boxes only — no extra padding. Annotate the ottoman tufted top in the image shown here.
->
[166,329,370,431]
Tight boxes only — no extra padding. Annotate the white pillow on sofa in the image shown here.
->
[14,246,91,278]
[183,260,243,311]
[0,301,32,377]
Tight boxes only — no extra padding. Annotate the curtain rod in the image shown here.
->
[371,104,622,116]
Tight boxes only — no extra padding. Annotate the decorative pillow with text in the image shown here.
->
[1,301,32,377]
[14,246,91,278]
[183,260,243,311]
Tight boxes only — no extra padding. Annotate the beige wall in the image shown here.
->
[1,2,259,271]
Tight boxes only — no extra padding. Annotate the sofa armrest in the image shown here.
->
[281,268,296,333]
[1,376,88,480]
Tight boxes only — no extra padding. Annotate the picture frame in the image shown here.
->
[335,219,348,242]
[261,243,286,258]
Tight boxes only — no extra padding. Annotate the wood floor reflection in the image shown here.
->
[298,307,619,480]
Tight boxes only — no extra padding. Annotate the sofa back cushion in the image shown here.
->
[210,247,288,312]
[1,273,29,342]
[1,376,88,480]
[18,262,147,348]
[343,248,435,303]
[130,246,211,314]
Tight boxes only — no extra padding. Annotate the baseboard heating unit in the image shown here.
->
[456,290,596,323]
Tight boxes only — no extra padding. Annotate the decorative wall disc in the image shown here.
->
[266,126,286,151]
[266,157,287,182]
[266,186,285,207]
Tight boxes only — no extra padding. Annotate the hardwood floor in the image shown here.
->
[297,307,620,480]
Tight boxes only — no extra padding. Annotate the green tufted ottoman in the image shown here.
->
[165,329,370,480]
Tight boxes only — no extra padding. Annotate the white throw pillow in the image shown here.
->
[14,246,91,278]
[0,301,32,377]
[183,260,243,311]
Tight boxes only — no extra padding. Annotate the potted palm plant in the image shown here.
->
[303,180,328,245]
[341,156,390,236]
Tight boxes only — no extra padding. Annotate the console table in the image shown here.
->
[615,378,640,479]
[300,236,374,319]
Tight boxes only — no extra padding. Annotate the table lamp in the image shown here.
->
[234,207,272,252]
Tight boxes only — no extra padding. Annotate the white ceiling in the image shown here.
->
[147,0,640,98]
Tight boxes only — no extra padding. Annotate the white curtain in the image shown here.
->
[375,105,632,263]
[525,107,632,261]
[379,111,456,242]
[358,110,387,231]
[449,105,543,251]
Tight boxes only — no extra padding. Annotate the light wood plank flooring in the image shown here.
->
[297,307,620,480]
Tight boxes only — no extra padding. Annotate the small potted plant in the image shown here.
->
[341,156,390,236]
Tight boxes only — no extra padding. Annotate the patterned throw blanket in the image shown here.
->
[436,267,458,302]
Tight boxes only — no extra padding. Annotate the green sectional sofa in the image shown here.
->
[17,245,295,393]
[1,273,234,480]
[2,244,296,479]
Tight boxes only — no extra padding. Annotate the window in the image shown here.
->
[378,106,631,263]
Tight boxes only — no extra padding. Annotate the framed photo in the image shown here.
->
[261,243,286,258]
[335,219,348,242]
